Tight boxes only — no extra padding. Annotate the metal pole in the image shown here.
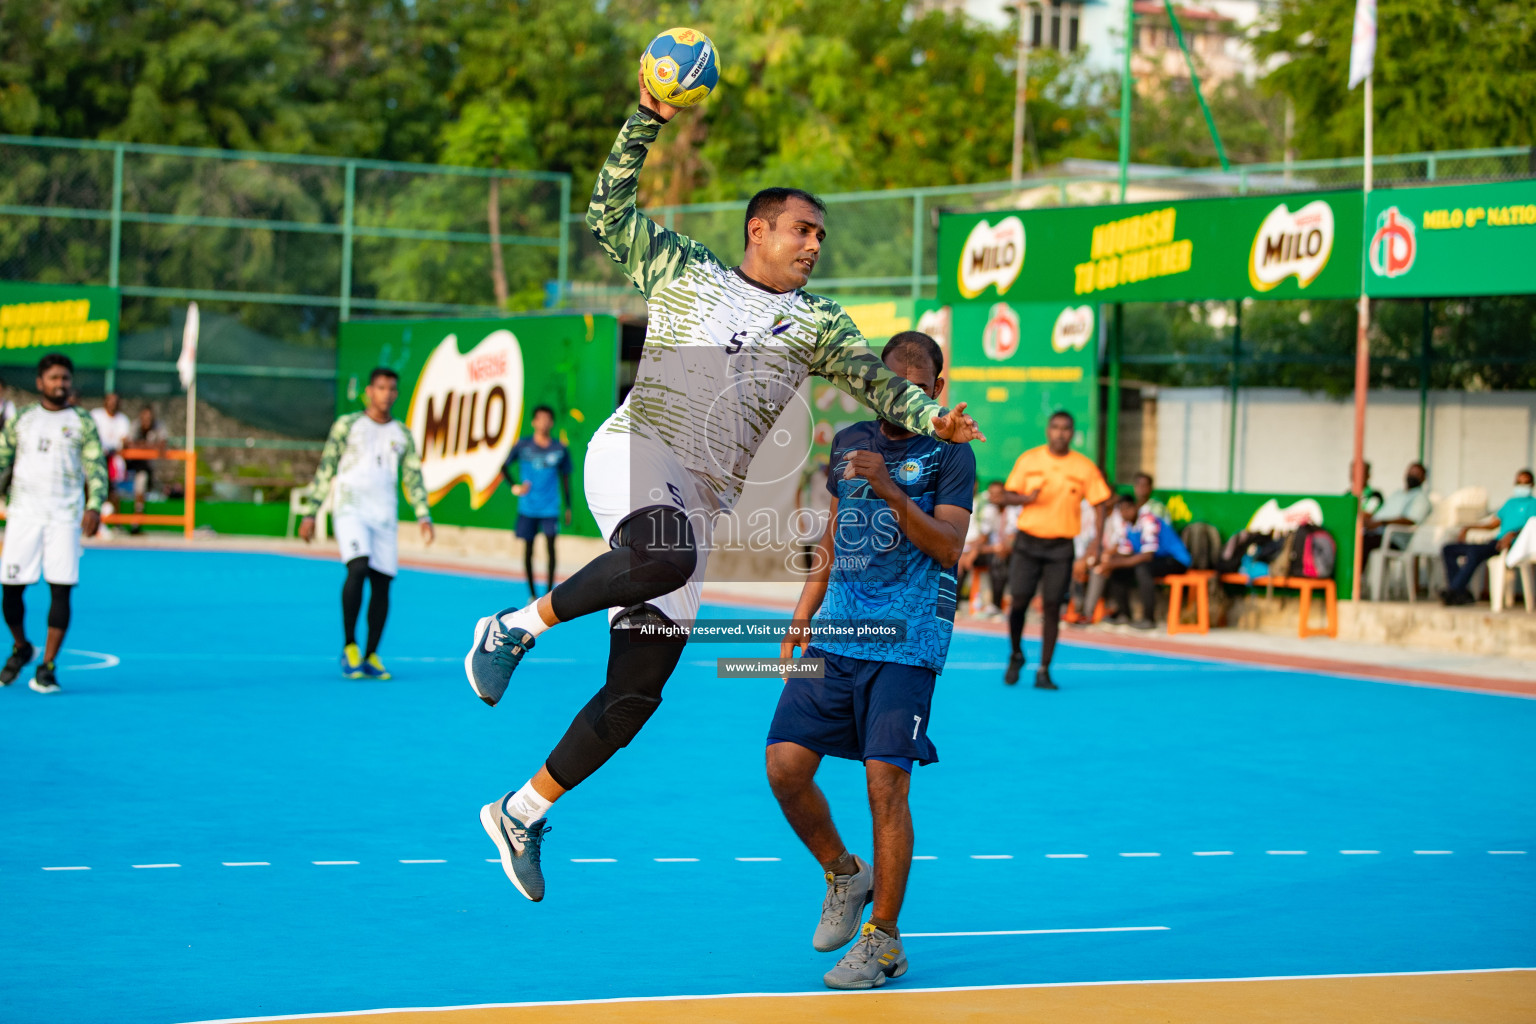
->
[109,144,123,288]
[1227,300,1242,492]
[1106,303,1122,484]
[1119,0,1135,202]
[910,193,925,298]
[340,162,356,322]
[1418,299,1431,462]
[557,175,571,307]
[1350,73,1374,602]
[1011,2,1030,183]
[1161,0,1229,171]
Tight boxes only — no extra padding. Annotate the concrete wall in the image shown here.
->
[1151,387,1536,500]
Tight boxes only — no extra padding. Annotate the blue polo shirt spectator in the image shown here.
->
[1441,469,1536,605]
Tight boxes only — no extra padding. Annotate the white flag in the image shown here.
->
[1348,0,1377,90]
[177,301,199,390]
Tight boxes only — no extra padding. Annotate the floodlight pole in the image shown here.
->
[1011,2,1032,182]
[1350,73,1374,602]
[1118,0,1135,202]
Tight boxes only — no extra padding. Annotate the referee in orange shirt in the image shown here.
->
[996,411,1111,689]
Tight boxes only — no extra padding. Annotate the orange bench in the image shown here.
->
[1219,573,1338,638]
[1165,571,1217,635]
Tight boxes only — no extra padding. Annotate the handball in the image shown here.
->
[640,28,720,109]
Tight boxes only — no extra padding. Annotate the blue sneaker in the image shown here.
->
[340,643,364,679]
[464,610,535,707]
[361,653,391,680]
[480,794,551,902]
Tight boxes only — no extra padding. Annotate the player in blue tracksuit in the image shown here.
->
[503,405,572,600]
[1102,492,1190,628]
[770,331,976,990]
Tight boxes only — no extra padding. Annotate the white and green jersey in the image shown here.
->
[300,412,430,526]
[0,404,108,523]
[586,108,946,508]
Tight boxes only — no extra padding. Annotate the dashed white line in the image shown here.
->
[1341,850,1380,855]
[654,857,699,863]
[1489,850,1527,855]
[132,863,181,869]
[223,862,269,867]
[1193,851,1233,856]
[912,855,938,861]
[970,854,1013,860]
[735,857,781,862]
[1046,853,1088,859]
[1119,852,1160,858]
[42,866,90,871]
[570,858,617,863]
[1266,850,1308,855]
[905,926,1170,937]
[398,859,445,864]
[1414,850,1453,855]
[485,858,500,863]
[312,860,358,866]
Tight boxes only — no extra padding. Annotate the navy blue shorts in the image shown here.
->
[515,515,560,540]
[767,648,938,769]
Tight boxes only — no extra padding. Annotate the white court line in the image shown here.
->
[60,648,121,671]
[223,862,269,867]
[1119,852,1160,858]
[485,858,499,863]
[913,855,938,860]
[654,857,699,863]
[735,857,781,862]
[133,863,181,869]
[1414,850,1454,855]
[1046,853,1088,859]
[1489,850,1527,855]
[1266,850,1308,855]
[42,865,90,871]
[398,859,445,864]
[905,926,1170,938]
[571,858,617,863]
[1193,851,1232,856]
[1341,850,1379,855]
[312,861,358,866]
[970,854,1013,860]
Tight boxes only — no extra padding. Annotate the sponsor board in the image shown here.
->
[406,331,524,509]
[0,282,119,369]
[957,216,1025,300]
[1249,200,1335,291]
[1365,179,1536,298]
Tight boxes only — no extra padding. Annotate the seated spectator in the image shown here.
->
[1440,469,1536,606]
[125,406,167,535]
[1133,471,1169,521]
[958,480,1012,614]
[91,393,132,490]
[1360,461,1431,564]
[1349,460,1384,517]
[1101,492,1192,629]
[1073,491,1133,625]
[0,376,15,430]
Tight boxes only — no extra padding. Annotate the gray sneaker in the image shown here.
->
[480,794,551,902]
[465,610,535,707]
[812,855,873,952]
[823,923,908,989]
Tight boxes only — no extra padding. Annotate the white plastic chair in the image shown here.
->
[1490,518,1536,612]
[1368,489,1487,601]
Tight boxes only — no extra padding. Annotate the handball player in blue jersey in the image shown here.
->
[502,405,572,600]
[771,331,976,990]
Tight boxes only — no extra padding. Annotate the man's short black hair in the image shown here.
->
[987,479,1006,489]
[881,331,943,376]
[368,366,398,385]
[531,404,555,420]
[37,353,73,376]
[1117,491,1137,506]
[1049,409,1074,426]
[744,187,826,247]
[1134,470,1153,485]
[1517,468,1534,483]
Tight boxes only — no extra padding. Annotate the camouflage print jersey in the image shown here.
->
[299,411,431,525]
[0,404,108,522]
[586,107,946,509]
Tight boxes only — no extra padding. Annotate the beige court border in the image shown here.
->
[187,968,1535,1024]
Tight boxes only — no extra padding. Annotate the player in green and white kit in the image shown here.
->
[0,354,108,694]
[299,367,434,680]
[465,73,986,902]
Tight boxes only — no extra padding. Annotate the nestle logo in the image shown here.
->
[468,352,507,383]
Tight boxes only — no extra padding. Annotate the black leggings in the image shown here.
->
[2,582,72,637]
[523,533,557,596]
[1007,534,1074,668]
[341,557,392,654]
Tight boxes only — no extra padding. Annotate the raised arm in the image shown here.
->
[809,303,984,444]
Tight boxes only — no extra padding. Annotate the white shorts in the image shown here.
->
[583,426,716,625]
[1,516,83,586]
[332,514,399,577]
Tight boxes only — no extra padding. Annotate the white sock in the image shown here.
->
[499,602,551,641]
[504,780,555,824]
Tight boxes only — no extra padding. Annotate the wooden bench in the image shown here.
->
[1219,573,1338,638]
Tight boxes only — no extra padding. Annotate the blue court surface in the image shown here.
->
[1,549,1532,1023]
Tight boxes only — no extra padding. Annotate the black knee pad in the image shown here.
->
[47,583,71,631]
[612,505,698,587]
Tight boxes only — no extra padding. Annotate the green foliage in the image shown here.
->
[1255,0,1536,158]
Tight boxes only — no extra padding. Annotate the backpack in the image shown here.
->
[1300,525,1337,578]
[1180,522,1222,571]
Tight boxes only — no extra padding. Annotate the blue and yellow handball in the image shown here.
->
[640,28,720,109]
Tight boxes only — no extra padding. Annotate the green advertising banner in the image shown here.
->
[1365,179,1536,298]
[337,314,620,536]
[0,280,120,369]
[947,300,1098,484]
[938,190,1364,305]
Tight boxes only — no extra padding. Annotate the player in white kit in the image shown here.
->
[0,354,108,694]
[463,75,986,902]
[298,367,434,680]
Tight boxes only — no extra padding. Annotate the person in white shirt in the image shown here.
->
[0,354,108,694]
[959,480,1011,614]
[90,392,133,493]
[297,367,434,681]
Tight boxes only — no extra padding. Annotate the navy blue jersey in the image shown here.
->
[505,438,571,519]
[813,420,976,672]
